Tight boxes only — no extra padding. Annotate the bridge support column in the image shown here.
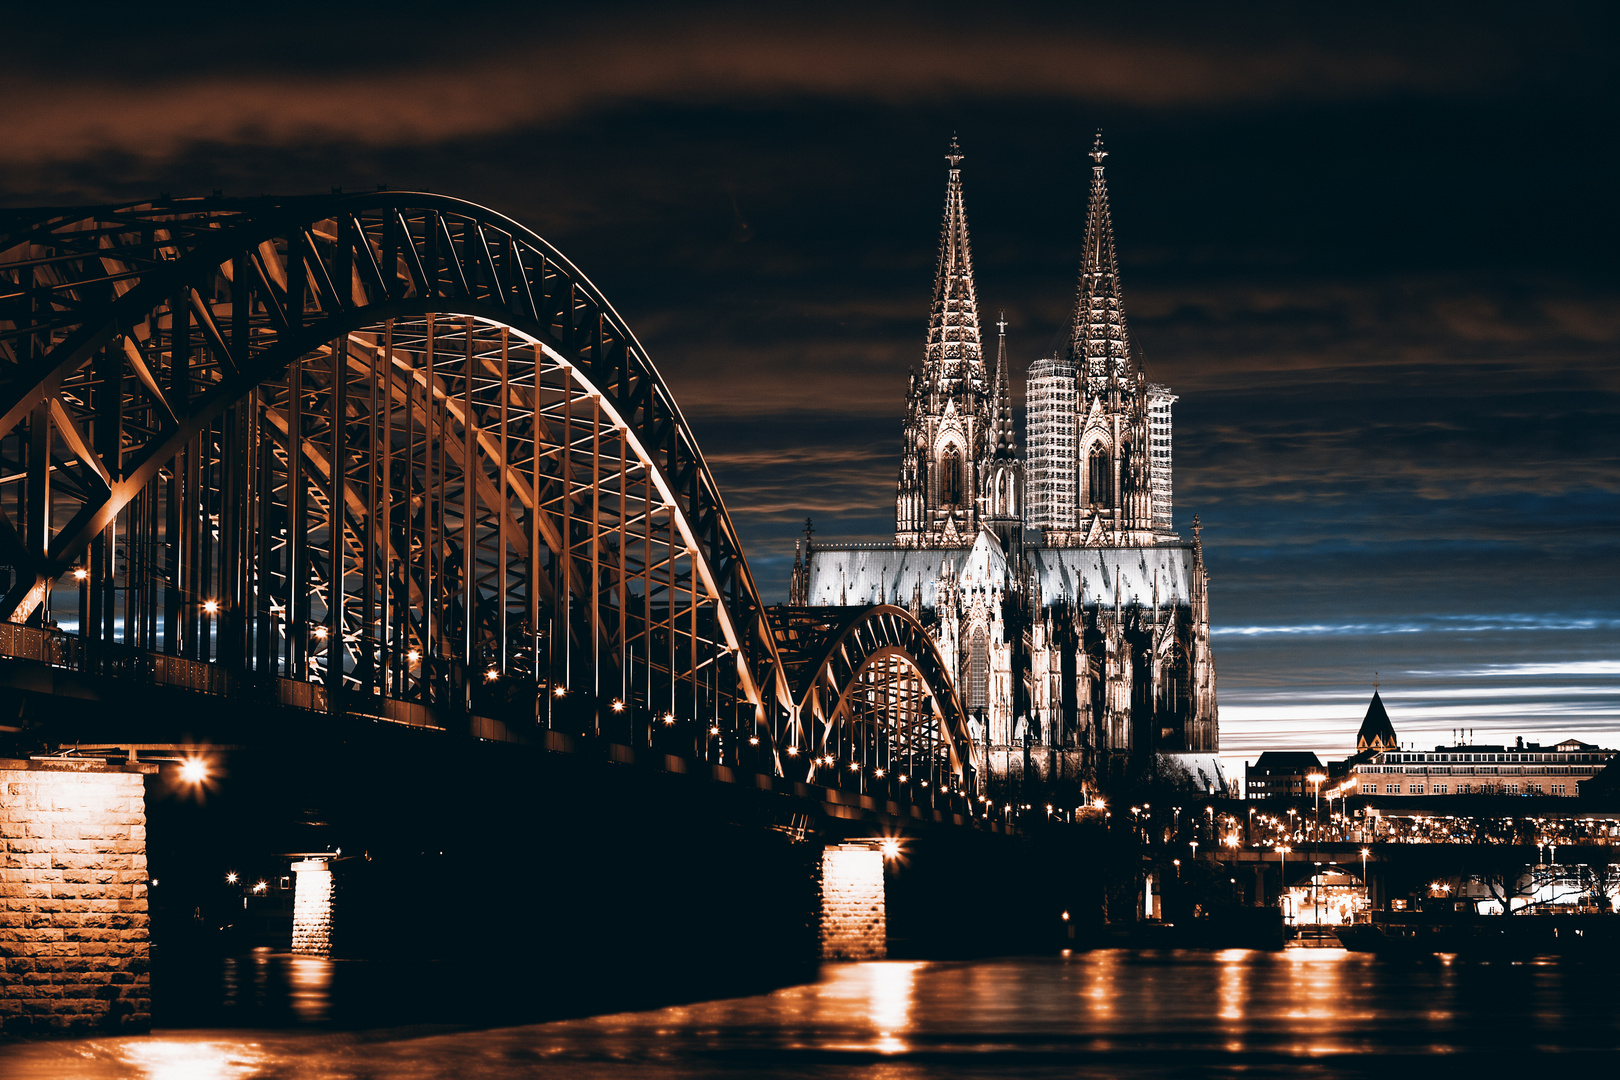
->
[291,858,335,956]
[819,844,886,960]
[0,757,155,1034]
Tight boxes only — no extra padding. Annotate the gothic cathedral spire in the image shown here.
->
[1065,131,1155,546]
[1070,131,1132,392]
[926,134,984,380]
[896,135,997,548]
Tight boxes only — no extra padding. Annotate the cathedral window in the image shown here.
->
[969,626,989,710]
[941,448,963,505]
[1088,446,1112,505]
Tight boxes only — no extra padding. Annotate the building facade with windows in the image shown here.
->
[1245,751,1326,801]
[1350,740,1615,797]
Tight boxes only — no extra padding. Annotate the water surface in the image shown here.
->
[5,949,1618,1077]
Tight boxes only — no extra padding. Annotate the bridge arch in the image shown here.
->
[769,604,979,792]
[0,193,795,752]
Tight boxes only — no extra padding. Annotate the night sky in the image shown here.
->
[5,2,1615,770]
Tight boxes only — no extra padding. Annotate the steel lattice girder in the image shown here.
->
[0,193,792,737]
[767,604,979,784]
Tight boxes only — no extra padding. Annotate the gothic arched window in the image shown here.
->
[1120,442,1135,493]
[941,448,962,505]
[1088,446,1112,506]
[970,625,989,710]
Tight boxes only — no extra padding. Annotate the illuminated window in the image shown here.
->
[1411,784,1424,795]
[1386,784,1400,794]
[1432,784,1447,794]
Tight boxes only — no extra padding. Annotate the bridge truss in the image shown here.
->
[0,193,975,791]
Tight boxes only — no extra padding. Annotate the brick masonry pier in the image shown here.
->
[0,757,155,1035]
[820,844,887,960]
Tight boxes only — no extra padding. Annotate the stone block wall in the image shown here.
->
[0,758,154,1035]
[819,845,886,960]
[291,859,334,956]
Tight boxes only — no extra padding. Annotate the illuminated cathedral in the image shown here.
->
[790,134,1222,792]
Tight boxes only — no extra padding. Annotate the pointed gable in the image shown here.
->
[1356,691,1399,752]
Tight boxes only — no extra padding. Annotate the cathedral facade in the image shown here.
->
[790,134,1221,793]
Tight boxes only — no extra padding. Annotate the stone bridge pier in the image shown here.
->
[0,757,155,1035]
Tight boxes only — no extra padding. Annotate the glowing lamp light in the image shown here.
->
[553,686,567,698]
[1061,910,1071,921]
[253,880,267,894]
[786,745,799,756]
[407,649,421,662]
[313,625,328,640]
[179,758,208,784]
[748,736,759,746]
[484,668,500,682]
[898,774,909,783]
[880,838,902,860]
[662,713,675,726]
[73,568,88,581]
[874,768,885,777]
[849,762,860,772]
[611,699,625,713]
[709,725,720,736]
[202,599,219,615]
[225,872,239,885]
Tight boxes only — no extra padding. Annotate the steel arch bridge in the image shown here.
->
[0,192,974,791]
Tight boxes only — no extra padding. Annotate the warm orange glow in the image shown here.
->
[786,745,800,755]
[407,649,421,662]
[748,735,759,745]
[202,599,219,615]
[484,668,500,682]
[313,625,328,640]
[73,567,88,581]
[179,757,208,784]
[880,838,902,860]
[253,880,268,893]
[553,686,567,698]
[662,713,675,726]
[709,725,720,735]
[611,699,625,712]
[225,871,238,884]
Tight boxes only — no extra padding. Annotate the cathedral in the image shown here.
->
[790,134,1222,794]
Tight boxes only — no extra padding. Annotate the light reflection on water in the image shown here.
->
[6,949,1620,1078]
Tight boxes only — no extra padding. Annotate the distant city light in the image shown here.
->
[253,880,267,894]
[611,699,625,713]
[553,686,567,698]
[73,568,88,581]
[225,871,238,884]
[786,745,799,755]
[484,668,500,682]
[179,758,208,784]
[407,649,421,663]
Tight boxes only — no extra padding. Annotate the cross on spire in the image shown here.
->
[1089,129,1107,165]
[945,133,964,169]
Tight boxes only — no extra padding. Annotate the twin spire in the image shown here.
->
[927,129,1132,394]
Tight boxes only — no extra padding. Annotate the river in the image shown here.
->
[4,948,1619,1077]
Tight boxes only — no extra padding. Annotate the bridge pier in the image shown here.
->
[291,858,336,956]
[820,844,887,960]
[0,757,155,1034]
